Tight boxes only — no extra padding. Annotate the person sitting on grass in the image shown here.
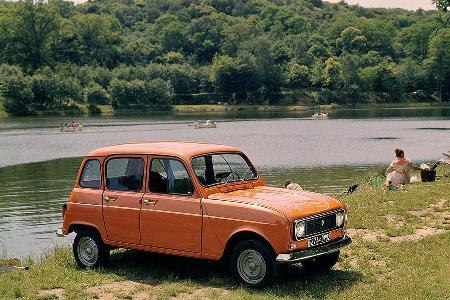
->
[385,148,421,188]
[284,180,303,191]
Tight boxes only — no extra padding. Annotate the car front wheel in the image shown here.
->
[230,240,276,288]
[73,230,109,268]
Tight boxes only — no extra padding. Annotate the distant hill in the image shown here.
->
[0,0,448,115]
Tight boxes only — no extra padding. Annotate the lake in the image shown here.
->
[0,107,449,258]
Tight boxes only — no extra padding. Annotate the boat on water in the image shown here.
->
[192,120,217,129]
[312,112,329,119]
[59,122,83,132]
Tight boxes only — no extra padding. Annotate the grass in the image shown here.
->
[0,169,449,299]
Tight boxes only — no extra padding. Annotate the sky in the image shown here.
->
[325,0,436,10]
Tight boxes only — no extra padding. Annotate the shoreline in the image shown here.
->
[0,102,448,118]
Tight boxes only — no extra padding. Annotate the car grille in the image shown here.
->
[304,211,341,237]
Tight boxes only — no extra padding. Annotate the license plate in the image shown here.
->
[307,233,331,247]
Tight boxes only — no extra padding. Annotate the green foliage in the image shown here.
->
[0,72,34,115]
[85,83,111,105]
[109,78,174,110]
[210,54,258,100]
[336,27,367,53]
[323,57,344,89]
[286,62,310,88]
[0,0,449,114]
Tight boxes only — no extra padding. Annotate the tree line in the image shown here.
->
[0,0,449,115]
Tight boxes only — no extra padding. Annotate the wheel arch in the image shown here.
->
[68,222,102,237]
[221,230,276,262]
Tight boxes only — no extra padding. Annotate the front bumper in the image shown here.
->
[276,235,352,264]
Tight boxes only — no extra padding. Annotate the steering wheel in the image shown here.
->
[218,171,240,183]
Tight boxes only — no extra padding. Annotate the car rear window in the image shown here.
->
[106,157,144,191]
[79,159,101,189]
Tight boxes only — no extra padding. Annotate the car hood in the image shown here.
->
[208,186,344,221]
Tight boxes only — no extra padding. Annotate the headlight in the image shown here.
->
[336,211,345,227]
[294,220,305,240]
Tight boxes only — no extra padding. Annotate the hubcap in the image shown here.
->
[77,236,98,267]
[237,249,267,284]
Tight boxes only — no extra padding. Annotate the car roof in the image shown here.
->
[86,141,242,159]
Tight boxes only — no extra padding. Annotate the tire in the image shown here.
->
[301,250,340,272]
[230,240,277,289]
[73,230,110,268]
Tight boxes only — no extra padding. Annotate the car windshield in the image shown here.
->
[191,153,257,186]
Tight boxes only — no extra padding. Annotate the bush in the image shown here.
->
[85,83,111,105]
[88,103,101,115]
[109,77,174,110]
[1,73,34,115]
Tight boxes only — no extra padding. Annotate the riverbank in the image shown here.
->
[0,101,448,118]
[1,174,448,299]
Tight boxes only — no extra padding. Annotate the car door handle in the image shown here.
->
[104,196,117,202]
[143,199,158,205]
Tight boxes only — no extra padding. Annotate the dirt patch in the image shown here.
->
[86,281,142,300]
[390,228,445,243]
[347,226,447,243]
[173,287,230,300]
[346,228,386,242]
[38,288,65,300]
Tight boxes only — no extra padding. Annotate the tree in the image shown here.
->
[73,14,122,67]
[251,36,283,102]
[286,62,310,88]
[109,78,174,110]
[0,71,34,115]
[433,0,450,11]
[85,83,111,105]
[1,0,59,70]
[323,58,343,89]
[210,54,258,100]
[359,63,402,102]
[160,21,189,53]
[424,29,450,101]
[336,27,367,53]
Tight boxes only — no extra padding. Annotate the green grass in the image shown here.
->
[0,169,449,299]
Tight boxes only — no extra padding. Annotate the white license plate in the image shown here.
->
[307,233,331,247]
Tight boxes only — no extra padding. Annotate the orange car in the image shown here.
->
[57,142,351,288]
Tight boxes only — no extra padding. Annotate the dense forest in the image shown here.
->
[0,0,449,115]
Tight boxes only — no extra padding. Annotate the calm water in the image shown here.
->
[0,108,449,258]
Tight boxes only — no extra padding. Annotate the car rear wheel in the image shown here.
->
[301,250,340,271]
[230,240,276,288]
[73,230,109,268]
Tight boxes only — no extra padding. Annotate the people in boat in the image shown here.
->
[284,180,303,191]
[385,148,421,188]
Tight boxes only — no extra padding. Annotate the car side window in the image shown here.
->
[106,158,144,192]
[149,158,193,195]
[79,159,101,189]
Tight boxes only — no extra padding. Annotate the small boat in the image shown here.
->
[192,120,217,129]
[312,112,328,119]
[59,122,83,132]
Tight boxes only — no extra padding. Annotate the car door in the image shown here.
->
[140,156,202,253]
[102,155,146,244]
